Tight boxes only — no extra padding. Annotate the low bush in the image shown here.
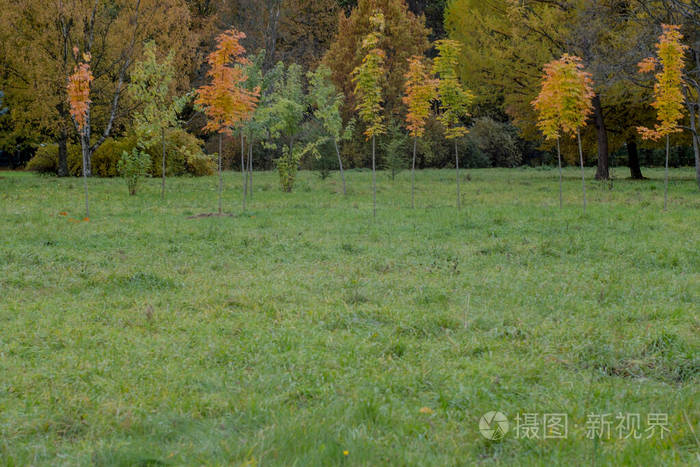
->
[26,129,214,177]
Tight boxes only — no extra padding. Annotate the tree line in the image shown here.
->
[0,0,698,192]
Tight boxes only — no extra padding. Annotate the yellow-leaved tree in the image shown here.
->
[433,39,474,210]
[403,56,438,208]
[352,11,387,218]
[533,54,595,213]
[637,24,687,211]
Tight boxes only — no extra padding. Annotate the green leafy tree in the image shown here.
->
[239,51,266,203]
[352,11,387,217]
[308,64,354,195]
[433,39,474,210]
[259,62,323,192]
[118,147,151,196]
[130,42,187,200]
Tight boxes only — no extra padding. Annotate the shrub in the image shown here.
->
[149,128,214,177]
[26,130,214,177]
[93,135,138,177]
[26,143,82,175]
[118,148,151,195]
[276,146,302,192]
[26,144,59,173]
[184,149,216,176]
[469,117,523,167]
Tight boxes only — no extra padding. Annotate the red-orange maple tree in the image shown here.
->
[196,29,259,136]
[66,50,94,218]
[67,52,93,133]
[195,28,259,214]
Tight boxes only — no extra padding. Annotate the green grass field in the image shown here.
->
[1,167,698,466]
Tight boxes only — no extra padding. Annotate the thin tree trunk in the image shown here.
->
[241,132,247,211]
[664,134,669,212]
[411,137,417,209]
[455,140,461,210]
[247,140,253,201]
[218,132,223,215]
[81,135,89,218]
[578,130,587,214]
[690,102,700,190]
[593,95,609,181]
[161,127,166,200]
[334,138,346,195]
[57,131,68,177]
[626,137,644,180]
[372,135,376,218]
[557,137,562,209]
[241,132,245,177]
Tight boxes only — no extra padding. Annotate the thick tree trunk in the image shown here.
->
[218,133,223,215]
[455,140,461,210]
[593,95,609,181]
[626,137,644,180]
[263,0,282,71]
[372,136,377,218]
[557,137,562,209]
[57,131,68,177]
[86,149,92,176]
[577,130,587,214]
[161,127,166,200]
[334,139,347,195]
[664,134,669,212]
[411,137,417,209]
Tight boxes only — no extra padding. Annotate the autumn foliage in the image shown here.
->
[403,56,437,138]
[195,28,259,135]
[532,54,595,140]
[636,24,687,141]
[352,12,387,139]
[432,40,473,140]
[67,52,93,132]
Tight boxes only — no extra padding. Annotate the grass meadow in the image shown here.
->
[0,167,698,465]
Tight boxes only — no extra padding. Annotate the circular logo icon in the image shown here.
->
[479,411,509,440]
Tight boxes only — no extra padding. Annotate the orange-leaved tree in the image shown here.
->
[403,55,438,209]
[352,11,387,218]
[195,28,259,214]
[637,24,687,211]
[532,54,595,213]
[67,50,93,219]
[432,39,473,210]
